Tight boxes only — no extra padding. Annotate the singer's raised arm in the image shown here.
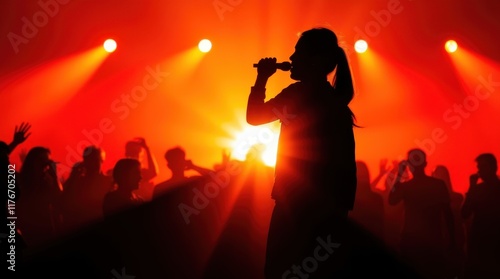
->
[247,57,286,125]
[247,86,278,125]
[246,83,298,126]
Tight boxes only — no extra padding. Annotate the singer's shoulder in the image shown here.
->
[272,82,302,103]
[280,82,303,94]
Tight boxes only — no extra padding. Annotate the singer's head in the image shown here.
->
[290,27,354,104]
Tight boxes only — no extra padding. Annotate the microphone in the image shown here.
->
[253,61,291,71]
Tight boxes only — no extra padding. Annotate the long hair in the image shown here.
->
[332,46,355,105]
[299,27,357,126]
[20,146,51,195]
[432,165,452,191]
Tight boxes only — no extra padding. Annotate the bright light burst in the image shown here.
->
[198,39,212,53]
[445,40,458,53]
[354,39,368,53]
[103,39,117,53]
[225,122,279,167]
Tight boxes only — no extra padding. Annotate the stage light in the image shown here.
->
[198,39,212,53]
[103,39,117,53]
[354,40,368,53]
[445,40,458,53]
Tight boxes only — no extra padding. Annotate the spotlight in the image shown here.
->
[103,39,117,53]
[445,40,458,53]
[198,39,212,53]
[354,40,368,53]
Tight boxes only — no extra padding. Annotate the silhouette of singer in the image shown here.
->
[247,27,357,279]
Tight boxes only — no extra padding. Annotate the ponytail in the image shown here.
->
[332,47,354,105]
[332,47,358,127]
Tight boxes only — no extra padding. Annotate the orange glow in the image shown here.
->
[447,46,500,98]
[0,46,109,119]
[2,2,500,277]
[354,48,417,121]
[352,47,465,190]
[445,45,500,147]
[161,46,207,86]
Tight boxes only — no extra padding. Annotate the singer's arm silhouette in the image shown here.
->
[247,28,357,279]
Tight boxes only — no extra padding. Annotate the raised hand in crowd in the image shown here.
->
[8,122,31,154]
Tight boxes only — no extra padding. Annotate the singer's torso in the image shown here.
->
[264,81,356,210]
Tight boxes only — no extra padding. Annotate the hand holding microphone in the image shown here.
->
[253,57,291,79]
[253,60,291,71]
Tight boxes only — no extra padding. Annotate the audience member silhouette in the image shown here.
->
[371,158,392,190]
[461,153,500,278]
[431,164,465,278]
[17,146,63,252]
[247,27,357,278]
[125,137,159,201]
[103,158,144,218]
[212,148,233,172]
[350,160,385,240]
[389,148,455,279]
[62,145,113,233]
[153,146,212,199]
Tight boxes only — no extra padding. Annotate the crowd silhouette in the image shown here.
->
[2,128,500,279]
[2,28,500,279]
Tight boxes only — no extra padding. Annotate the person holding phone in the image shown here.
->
[389,148,455,279]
